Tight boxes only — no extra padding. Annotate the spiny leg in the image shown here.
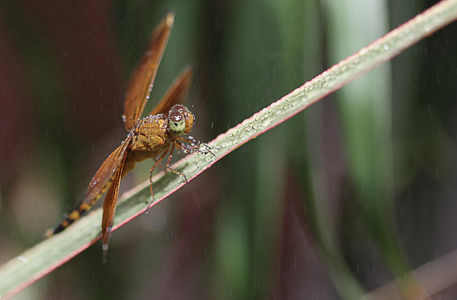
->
[177,136,215,156]
[145,138,212,212]
[145,143,189,212]
[165,142,188,183]
[148,148,171,205]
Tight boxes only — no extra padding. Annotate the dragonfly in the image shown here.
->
[46,12,212,253]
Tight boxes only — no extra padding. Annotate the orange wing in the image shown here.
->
[123,12,174,131]
[46,136,132,236]
[101,145,128,254]
[83,135,132,204]
[148,67,193,117]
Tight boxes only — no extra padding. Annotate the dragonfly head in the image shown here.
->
[168,104,194,136]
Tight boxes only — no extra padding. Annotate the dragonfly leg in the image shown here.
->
[166,143,188,183]
[177,136,215,156]
[147,149,170,207]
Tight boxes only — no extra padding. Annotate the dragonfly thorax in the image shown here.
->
[130,115,168,152]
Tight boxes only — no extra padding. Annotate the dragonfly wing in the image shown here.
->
[123,12,174,130]
[84,135,132,203]
[101,147,128,254]
[46,136,132,237]
[148,67,193,117]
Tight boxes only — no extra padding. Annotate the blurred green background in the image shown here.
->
[1,0,457,299]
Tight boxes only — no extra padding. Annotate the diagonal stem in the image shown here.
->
[1,0,457,298]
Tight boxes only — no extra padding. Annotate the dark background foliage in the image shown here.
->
[1,0,457,299]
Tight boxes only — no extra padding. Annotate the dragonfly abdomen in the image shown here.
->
[45,181,112,237]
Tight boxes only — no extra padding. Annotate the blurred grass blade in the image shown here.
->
[363,248,457,299]
[1,0,457,298]
[324,0,405,293]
